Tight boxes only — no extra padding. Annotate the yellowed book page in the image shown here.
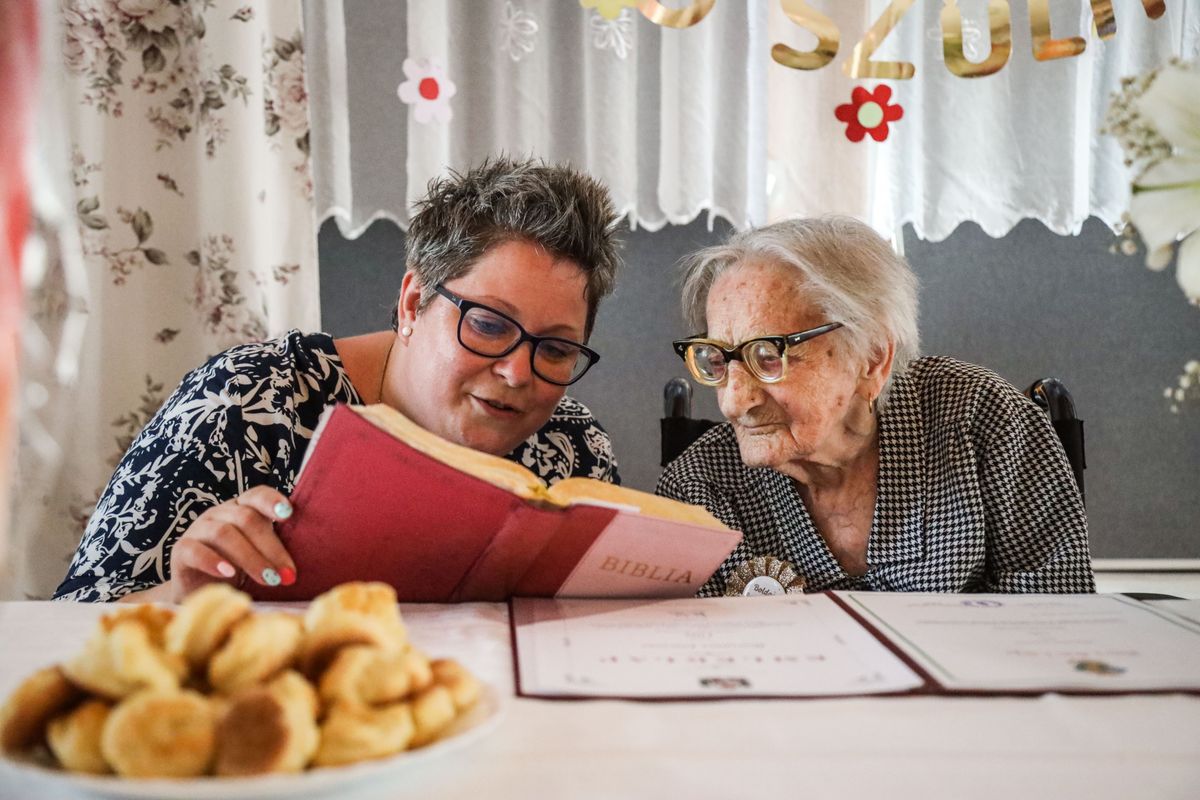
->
[546,478,728,530]
[349,404,553,504]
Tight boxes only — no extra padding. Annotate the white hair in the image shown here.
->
[678,216,920,409]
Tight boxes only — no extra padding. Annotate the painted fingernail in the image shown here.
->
[273,500,293,520]
[217,561,237,579]
[262,567,282,587]
[279,566,296,586]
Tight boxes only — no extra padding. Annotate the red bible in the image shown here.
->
[247,404,742,602]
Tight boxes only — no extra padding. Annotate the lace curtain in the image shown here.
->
[7,0,320,600]
[309,0,1198,240]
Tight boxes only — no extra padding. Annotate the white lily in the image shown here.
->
[1130,64,1200,301]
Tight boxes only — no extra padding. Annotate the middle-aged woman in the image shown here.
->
[56,157,623,603]
[657,216,1094,595]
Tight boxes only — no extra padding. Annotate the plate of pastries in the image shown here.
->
[0,581,503,798]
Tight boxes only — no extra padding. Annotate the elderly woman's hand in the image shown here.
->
[126,486,298,604]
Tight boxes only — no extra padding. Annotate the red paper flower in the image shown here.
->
[835,86,903,142]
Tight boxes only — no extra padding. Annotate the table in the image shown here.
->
[1,600,1198,800]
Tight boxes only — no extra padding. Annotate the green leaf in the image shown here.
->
[77,196,100,215]
[142,45,166,74]
[131,209,152,243]
[127,24,149,49]
[143,248,168,265]
[219,64,236,79]
[185,250,201,266]
[274,37,296,61]
[81,214,109,231]
[295,131,310,156]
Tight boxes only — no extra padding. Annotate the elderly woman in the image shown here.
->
[56,157,622,602]
[657,216,1093,595]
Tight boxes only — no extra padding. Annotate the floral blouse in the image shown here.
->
[55,331,620,602]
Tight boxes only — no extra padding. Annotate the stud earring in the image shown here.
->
[401,325,412,337]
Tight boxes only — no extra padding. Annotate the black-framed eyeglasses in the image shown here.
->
[672,323,843,387]
[434,284,600,386]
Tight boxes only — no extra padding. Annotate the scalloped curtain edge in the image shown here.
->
[317,202,756,241]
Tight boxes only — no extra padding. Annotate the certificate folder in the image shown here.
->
[510,592,1200,700]
[247,404,742,602]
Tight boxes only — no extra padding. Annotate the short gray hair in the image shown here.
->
[395,156,622,339]
[678,216,920,408]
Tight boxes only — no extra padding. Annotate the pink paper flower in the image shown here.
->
[397,58,456,124]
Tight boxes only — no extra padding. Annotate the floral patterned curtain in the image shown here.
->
[7,0,319,600]
[1,0,40,570]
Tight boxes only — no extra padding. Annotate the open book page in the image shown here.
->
[511,595,925,699]
[841,592,1200,692]
[547,477,727,529]
[350,404,549,503]
[350,404,727,528]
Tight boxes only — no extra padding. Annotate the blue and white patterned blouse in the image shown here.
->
[55,331,620,602]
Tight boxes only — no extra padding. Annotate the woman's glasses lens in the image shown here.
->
[461,306,590,385]
[461,307,520,352]
[746,340,785,381]
[534,340,587,383]
[684,339,787,386]
[687,343,727,385]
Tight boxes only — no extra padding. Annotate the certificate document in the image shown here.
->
[510,594,924,698]
[841,592,1200,692]
[1148,599,1200,627]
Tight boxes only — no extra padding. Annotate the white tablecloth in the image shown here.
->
[1,601,1198,800]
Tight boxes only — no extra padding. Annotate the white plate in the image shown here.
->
[0,682,505,799]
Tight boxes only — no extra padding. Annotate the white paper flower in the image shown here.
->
[1129,63,1200,301]
[397,58,457,124]
[498,2,538,63]
[590,9,633,60]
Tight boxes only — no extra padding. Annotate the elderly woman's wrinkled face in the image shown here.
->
[706,259,876,471]
[399,239,589,456]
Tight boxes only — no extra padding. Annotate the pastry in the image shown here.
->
[100,689,216,778]
[403,648,434,693]
[45,700,111,774]
[99,604,175,643]
[214,671,319,775]
[313,701,415,767]
[431,659,481,711]
[0,665,82,752]
[409,684,456,747]
[61,616,185,700]
[208,612,303,694]
[300,582,408,676]
[317,645,413,709]
[165,583,252,671]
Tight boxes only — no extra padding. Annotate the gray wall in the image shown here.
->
[318,216,1200,559]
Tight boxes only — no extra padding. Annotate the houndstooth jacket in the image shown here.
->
[656,356,1095,595]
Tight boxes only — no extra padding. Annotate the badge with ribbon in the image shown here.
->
[724,556,806,597]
